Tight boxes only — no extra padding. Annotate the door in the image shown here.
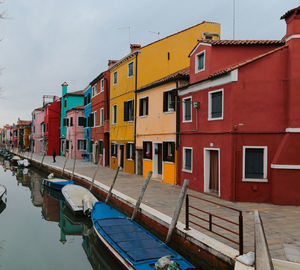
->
[137,149,143,175]
[209,150,219,194]
[157,144,162,175]
[153,143,163,178]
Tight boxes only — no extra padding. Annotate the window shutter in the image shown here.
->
[67,118,69,127]
[70,117,73,126]
[84,140,87,150]
[143,141,146,158]
[163,92,168,112]
[170,91,176,111]
[139,99,143,116]
[146,97,149,115]
[170,142,175,162]
[131,144,135,160]
[98,141,103,154]
[124,101,129,121]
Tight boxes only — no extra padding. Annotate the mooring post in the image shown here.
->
[30,150,34,160]
[39,152,46,169]
[62,155,69,176]
[71,157,76,180]
[165,179,189,244]
[105,166,120,204]
[254,210,274,270]
[131,171,152,220]
[89,155,103,191]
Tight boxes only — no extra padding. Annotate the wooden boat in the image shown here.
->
[62,184,98,216]
[91,202,196,270]
[42,177,74,191]
[0,184,7,204]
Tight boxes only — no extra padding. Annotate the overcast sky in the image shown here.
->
[0,0,299,126]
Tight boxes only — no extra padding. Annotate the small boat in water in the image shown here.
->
[91,202,196,270]
[11,155,21,165]
[42,174,74,191]
[62,184,98,216]
[0,184,7,204]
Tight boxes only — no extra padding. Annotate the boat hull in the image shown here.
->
[42,178,74,191]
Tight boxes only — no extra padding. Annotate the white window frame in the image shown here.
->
[182,96,192,123]
[113,71,118,85]
[100,79,104,92]
[208,89,224,121]
[242,146,268,182]
[182,147,193,173]
[195,50,205,73]
[77,139,86,151]
[112,104,117,124]
[100,108,104,127]
[128,61,134,78]
[139,96,148,117]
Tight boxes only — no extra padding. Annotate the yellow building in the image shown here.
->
[136,68,189,184]
[17,120,32,151]
[109,21,220,174]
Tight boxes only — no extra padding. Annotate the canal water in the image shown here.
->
[0,158,123,270]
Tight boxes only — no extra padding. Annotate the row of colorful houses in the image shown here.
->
[2,6,300,205]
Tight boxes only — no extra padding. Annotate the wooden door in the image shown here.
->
[158,144,162,175]
[209,150,219,194]
[120,145,124,169]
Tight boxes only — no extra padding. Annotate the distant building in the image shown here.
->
[31,107,45,153]
[83,86,92,161]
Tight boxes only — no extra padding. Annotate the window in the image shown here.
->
[128,62,134,78]
[126,143,135,160]
[183,147,192,172]
[70,117,73,127]
[64,99,67,108]
[88,113,94,127]
[92,84,97,97]
[111,143,117,157]
[63,118,68,127]
[93,112,97,127]
[143,141,152,160]
[77,139,87,150]
[66,140,70,151]
[182,97,192,122]
[163,90,176,112]
[87,93,91,104]
[112,105,117,124]
[163,141,175,163]
[205,35,213,40]
[78,117,85,127]
[113,71,117,85]
[100,79,104,92]
[46,123,48,132]
[124,100,134,122]
[139,97,149,116]
[209,89,223,120]
[100,108,104,126]
[195,51,205,73]
[243,146,267,181]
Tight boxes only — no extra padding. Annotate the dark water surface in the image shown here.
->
[0,158,122,270]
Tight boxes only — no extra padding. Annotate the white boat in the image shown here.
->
[11,155,21,165]
[0,184,7,204]
[62,184,98,216]
[17,159,30,167]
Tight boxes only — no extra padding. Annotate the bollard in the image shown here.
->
[165,179,189,244]
[131,171,152,220]
[105,166,120,204]
[39,152,46,169]
[89,155,103,191]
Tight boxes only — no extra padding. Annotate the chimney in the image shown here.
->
[108,60,118,67]
[281,6,300,128]
[130,44,141,53]
[61,82,68,97]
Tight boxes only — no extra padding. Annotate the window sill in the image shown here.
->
[163,110,175,114]
[111,156,117,159]
[139,115,148,118]
[208,117,223,121]
[126,158,134,161]
[242,178,268,183]
[164,161,175,164]
[182,168,192,173]
[182,120,192,123]
[143,158,152,161]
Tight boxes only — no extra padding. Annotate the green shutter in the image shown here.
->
[124,101,129,121]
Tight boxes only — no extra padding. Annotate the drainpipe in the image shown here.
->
[134,52,138,174]
[175,80,180,185]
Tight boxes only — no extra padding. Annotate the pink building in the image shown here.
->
[65,105,85,159]
[31,107,45,153]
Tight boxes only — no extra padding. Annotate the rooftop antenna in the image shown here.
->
[118,26,131,45]
[149,30,160,40]
[233,0,236,39]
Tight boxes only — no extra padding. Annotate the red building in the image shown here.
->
[43,97,61,156]
[178,6,300,205]
[90,68,110,166]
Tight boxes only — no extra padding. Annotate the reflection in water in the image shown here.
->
[0,157,123,270]
[0,201,6,214]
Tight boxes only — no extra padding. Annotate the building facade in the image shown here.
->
[84,86,92,161]
[31,107,45,153]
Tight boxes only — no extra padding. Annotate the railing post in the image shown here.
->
[209,214,212,231]
[239,211,244,255]
[185,194,189,230]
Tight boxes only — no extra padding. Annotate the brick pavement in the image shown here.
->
[23,151,300,263]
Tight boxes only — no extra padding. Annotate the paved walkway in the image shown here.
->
[20,151,300,263]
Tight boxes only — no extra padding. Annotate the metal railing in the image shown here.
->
[185,194,243,255]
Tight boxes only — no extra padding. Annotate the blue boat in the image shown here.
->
[91,202,196,270]
[42,177,74,191]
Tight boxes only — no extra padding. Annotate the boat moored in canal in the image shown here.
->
[42,174,74,191]
[62,184,98,216]
[91,201,196,270]
[0,184,7,204]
